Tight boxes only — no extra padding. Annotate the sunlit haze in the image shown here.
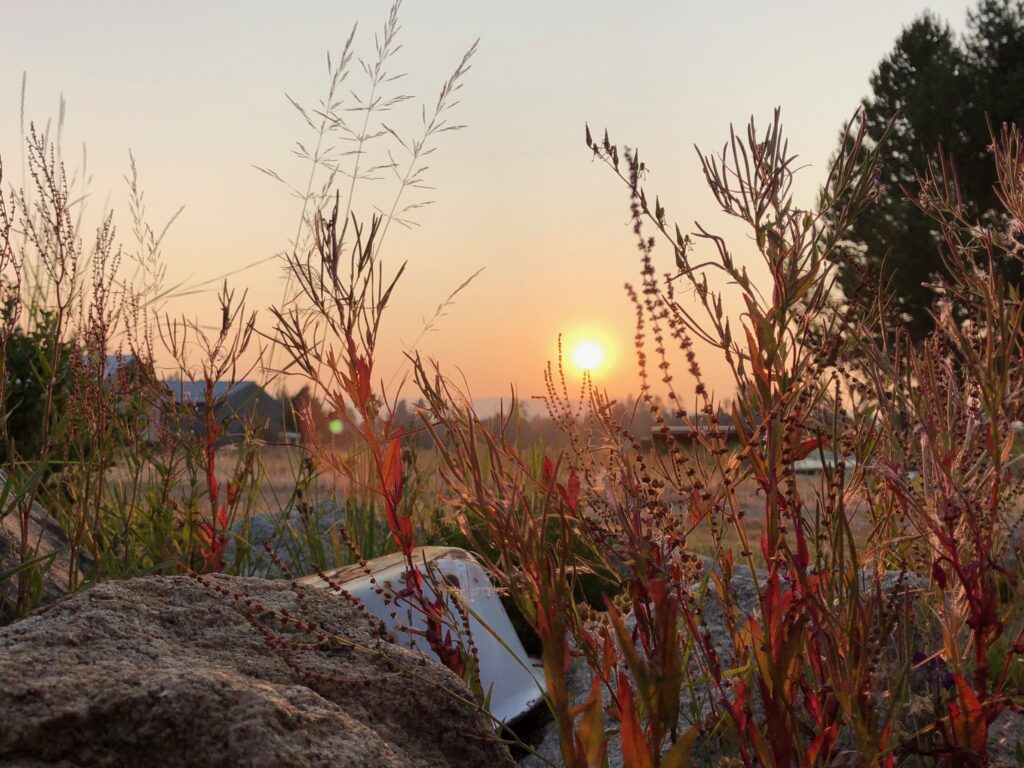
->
[1,1,975,406]
[571,341,604,373]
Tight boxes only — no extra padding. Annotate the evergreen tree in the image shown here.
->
[0,309,76,465]
[834,1,1024,338]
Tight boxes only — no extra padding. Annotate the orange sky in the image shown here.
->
[1,1,976,406]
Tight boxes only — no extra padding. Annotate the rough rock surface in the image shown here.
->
[989,708,1024,767]
[0,471,93,624]
[224,501,387,578]
[0,574,513,768]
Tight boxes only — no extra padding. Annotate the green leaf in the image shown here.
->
[660,723,700,768]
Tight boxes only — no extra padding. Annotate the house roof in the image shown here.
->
[93,354,137,380]
[164,379,257,405]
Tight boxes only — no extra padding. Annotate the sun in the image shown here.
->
[571,340,605,372]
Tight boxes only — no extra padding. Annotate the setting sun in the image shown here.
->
[571,341,605,372]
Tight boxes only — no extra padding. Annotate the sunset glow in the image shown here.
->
[1,0,979,401]
[2,3,1013,762]
[571,341,604,372]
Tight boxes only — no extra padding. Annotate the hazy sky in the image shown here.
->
[1,1,976,405]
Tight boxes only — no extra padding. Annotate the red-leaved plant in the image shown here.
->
[413,110,1024,766]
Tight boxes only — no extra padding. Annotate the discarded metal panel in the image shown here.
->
[793,450,856,474]
[298,546,546,724]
